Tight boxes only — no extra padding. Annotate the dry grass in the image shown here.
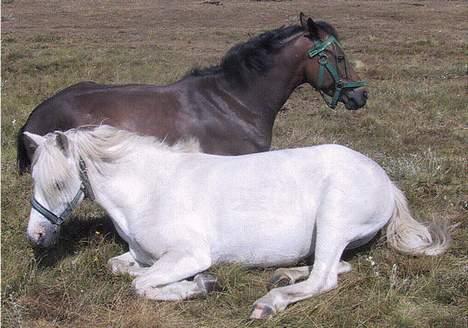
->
[2,1,467,327]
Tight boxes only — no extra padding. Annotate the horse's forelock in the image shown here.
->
[316,21,340,41]
[33,138,78,207]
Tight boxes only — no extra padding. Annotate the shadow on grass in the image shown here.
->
[32,218,383,270]
[33,215,126,268]
[342,231,383,261]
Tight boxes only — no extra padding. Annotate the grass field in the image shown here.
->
[2,1,467,327]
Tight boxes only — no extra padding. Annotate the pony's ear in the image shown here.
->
[300,13,319,39]
[23,132,45,154]
[55,131,70,157]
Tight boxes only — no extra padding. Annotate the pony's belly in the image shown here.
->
[212,222,314,267]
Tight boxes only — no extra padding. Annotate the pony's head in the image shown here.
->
[298,13,368,110]
[24,131,89,248]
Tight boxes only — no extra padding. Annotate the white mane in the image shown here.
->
[32,125,200,205]
[68,125,200,163]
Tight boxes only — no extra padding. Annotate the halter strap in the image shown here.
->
[307,35,368,109]
[307,36,338,58]
[79,158,95,200]
[31,158,94,226]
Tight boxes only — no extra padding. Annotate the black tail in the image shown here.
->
[17,124,31,175]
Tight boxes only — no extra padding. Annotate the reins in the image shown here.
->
[307,35,368,109]
[31,158,95,226]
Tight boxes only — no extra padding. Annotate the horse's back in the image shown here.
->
[17,81,174,173]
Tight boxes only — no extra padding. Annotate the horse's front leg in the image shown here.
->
[132,248,213,300]
[108,251,149,277]
[135,272,220,301]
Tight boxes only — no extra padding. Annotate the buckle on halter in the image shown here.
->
[319,54,328,65]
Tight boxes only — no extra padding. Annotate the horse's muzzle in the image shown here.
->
[27,225,59,248]
[342,87,368,110]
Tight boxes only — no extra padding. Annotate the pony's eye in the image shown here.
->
[55,182,64,191]
[337,55,345,62]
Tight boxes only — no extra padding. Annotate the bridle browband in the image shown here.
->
[31,158,95,225]
[307,35,368,109]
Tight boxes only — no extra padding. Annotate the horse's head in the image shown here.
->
[24,131,90,248]
[298,13,368,110]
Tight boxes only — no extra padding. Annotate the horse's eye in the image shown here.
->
[337,55,345,62]
[55,182,64,191]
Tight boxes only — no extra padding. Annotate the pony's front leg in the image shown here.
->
[108,251,149,277]
[135,273,219,301]
[132,249,212,300]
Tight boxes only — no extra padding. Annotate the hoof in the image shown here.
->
[269,274,292,289]
[194,273,220,294]
[250,303,275,320]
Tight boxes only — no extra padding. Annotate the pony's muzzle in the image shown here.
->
[27,224,59,248]
[342,87,368,110]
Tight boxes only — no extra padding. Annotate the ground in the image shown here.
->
[1,0,467,327]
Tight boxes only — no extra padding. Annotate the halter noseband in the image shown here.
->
[307,35,368,109]
[31,158,95,226]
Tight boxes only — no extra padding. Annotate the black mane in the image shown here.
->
[188,25,304,86]
[188,21,339,87]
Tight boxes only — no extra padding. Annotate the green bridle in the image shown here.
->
[307,35,368,109]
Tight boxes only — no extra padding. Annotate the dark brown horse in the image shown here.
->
[17,14,368,174]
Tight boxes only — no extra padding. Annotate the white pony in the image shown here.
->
[24,126,450,319]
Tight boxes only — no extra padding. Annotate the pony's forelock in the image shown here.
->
[33,136,79,207]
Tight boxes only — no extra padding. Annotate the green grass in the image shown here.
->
[2,1,467,327]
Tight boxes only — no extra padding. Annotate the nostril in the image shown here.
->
[32,230,45,243]
[362,90,369,99]
[27,227,51,247]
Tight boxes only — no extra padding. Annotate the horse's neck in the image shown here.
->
[223,48,305,126]
[84,147,176,235]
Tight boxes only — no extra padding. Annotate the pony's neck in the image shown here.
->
[77,143,177,237]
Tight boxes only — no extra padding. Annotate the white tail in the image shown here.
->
[386,183,451,256]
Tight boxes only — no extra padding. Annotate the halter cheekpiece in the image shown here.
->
[307,35,368,109]
[31,158,95,225]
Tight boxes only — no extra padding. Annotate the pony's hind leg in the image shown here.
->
[269,261,352,289]
[250,220,350,319]
[269,266,311,288]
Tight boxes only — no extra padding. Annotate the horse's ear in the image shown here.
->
[299,12,307,28]
[23,132,45,153]
[300,13,319,39]
[307,18,319,39]
[55,131,70,157]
